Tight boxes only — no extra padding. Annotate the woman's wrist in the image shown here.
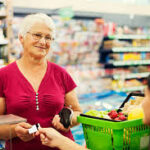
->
[11,124,18,137]
[0,124,17,140]
[69,109,73,126]
[70,111,81,127]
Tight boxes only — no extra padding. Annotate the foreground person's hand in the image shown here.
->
[15,122,35,142]
[38,127,64,148]
[38,127,88,150]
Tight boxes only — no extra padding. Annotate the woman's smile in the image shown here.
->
[35,46,46,50]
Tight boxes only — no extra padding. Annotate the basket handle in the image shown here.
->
[117,92,144,112]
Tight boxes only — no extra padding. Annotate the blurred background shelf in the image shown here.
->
[116,86,146,92]
[113,72,150,80]
[108,34,150,40]
[101,47,150,53]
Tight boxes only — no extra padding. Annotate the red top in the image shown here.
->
[0,61,77,150]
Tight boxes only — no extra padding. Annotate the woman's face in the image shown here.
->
[20,22,52,59]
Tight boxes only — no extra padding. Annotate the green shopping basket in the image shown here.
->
[77,92,150,150]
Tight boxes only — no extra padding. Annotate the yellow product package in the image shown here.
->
[128,107,144,120]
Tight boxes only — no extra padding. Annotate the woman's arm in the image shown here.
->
[0,124,17,140]
[64,89,82,127]
[0,97,17,140]
[52,90,82,132]
[0,97,34,141]
[52,89,82,131]
[0,97,5,115]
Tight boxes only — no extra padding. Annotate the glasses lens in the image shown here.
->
[33,33,42,40]
[30,32,53,42]
[46,37,52,42]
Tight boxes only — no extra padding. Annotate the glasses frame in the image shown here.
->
[27,32,54,43]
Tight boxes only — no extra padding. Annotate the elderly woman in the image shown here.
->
[0,13,82,150]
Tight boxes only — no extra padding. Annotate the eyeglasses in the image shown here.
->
[27,32,54,43]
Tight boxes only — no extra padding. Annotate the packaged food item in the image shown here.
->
[122,96,144,115]
[128,107,144,120]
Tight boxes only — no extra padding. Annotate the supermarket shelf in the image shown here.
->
[0,39,8,45]
[112,47,150,52]
[116,86,146,92]
[101,47,150,53]
[105,60,150,68]
[113,72,150,80]
[108,34,150,40]
[113,60,150,66]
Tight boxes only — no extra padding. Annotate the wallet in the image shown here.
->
[59,108,73,128]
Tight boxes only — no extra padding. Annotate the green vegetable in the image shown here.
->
[85,110,108,118]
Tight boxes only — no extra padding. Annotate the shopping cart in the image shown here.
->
[77,92,150,150]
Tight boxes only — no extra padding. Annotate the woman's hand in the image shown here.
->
[15,122,35,142]
[52,115,70,132]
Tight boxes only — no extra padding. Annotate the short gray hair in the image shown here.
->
[18,13,55,39]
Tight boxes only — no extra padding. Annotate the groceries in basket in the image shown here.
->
[83,92,145,122]
[127,107,144,120]
[85,109,127,121]
[122,94,144,120]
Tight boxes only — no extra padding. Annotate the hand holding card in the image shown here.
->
[28,123,41,134]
